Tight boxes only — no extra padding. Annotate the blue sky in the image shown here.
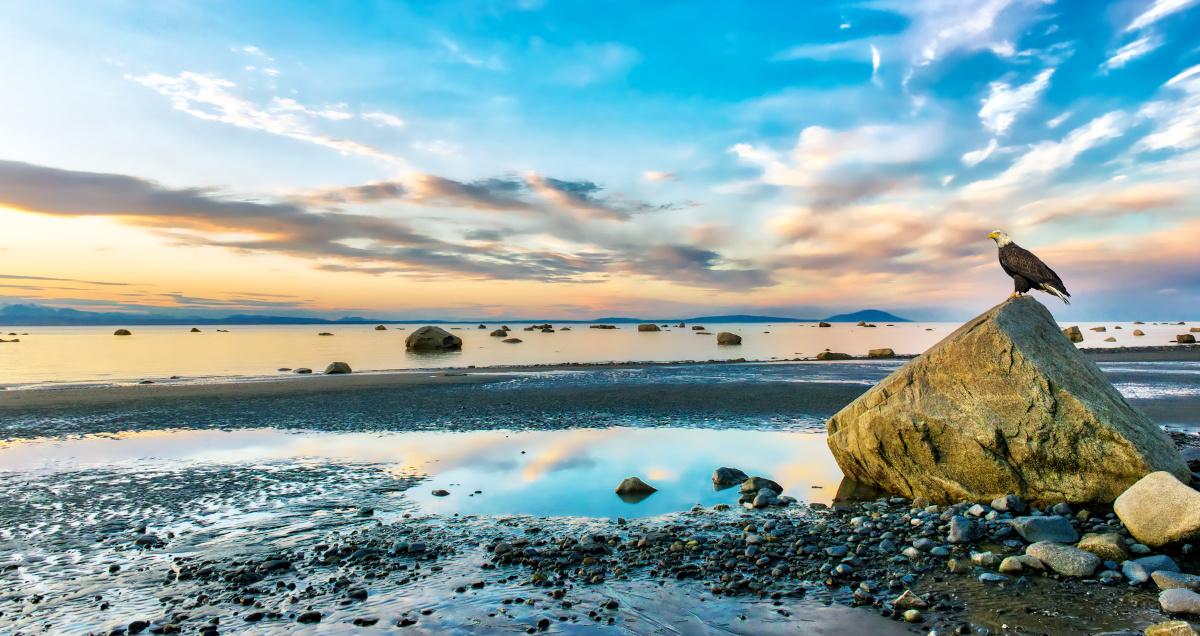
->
[1,0,1198,320]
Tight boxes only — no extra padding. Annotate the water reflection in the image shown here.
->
[0,427,847,518]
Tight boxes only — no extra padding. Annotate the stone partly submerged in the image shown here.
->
[405,326,463,351]
[716,332,742,345]
[826,296,1188,505]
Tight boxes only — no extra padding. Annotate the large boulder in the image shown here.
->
[825,296,1188,505]
[637,324,661,332]
[324,361,352,374]
[716,332,742,345]
[1114,471,1200,547]
[1063,326,1083,342]
[405,326,463,351]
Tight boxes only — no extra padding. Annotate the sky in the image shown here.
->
[1,0,1198,321]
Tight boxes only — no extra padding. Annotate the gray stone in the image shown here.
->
[1135,554,1181,574]
[615,477,657,495]
[1025,541,1101,577]
[739,476,782,494]
[405,326,463,351]
[948,515,981,544]
[991,494,1028,514]
[1122,560,1151,585]
[1159,588,1200,615]
[1011,516,1079,543]
[324,361,352,374]
[1114,471,1200,548]
[826,297,1189,504]
[712,467,749,487]
[1153,571,1200,592]
[979,572,1009,583]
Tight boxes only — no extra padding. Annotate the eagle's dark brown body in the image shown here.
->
[998,242,1070,304]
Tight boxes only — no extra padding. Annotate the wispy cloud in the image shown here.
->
[962,112,1127,200]
[961,138,999,167]
[978,68,1054,135]
[1100,35,1161,72]
[0,161,760,290]
[1125,0,1199,31]
[129,72,408,167]
[1136,64,1200,151]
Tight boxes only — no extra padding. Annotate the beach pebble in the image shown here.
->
[1076,532,1129,562]
[1025,542,1099,577]
[1159,588,1200,615]
[1154,571,1200,591]
[948,516,980,544]
[1010,516,1079,543]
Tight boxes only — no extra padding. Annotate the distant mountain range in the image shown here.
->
[0,303,911,326]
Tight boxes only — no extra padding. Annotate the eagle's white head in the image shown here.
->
[987,230,1012,247]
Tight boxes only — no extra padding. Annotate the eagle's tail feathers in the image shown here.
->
[1042,284,1070,305]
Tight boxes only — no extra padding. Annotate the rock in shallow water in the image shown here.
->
[739,476,782,494]
[1025,541,1100,577]
[712,467,749,487]
[405,326,463,351]
[1159,588,1200,615]
[825,296,1189,504]
[615,477,657,495]
[1010,516,1079,543]
[1153,570,1200,592]
[1076,532,1129,562]
[1144,621,1198,636]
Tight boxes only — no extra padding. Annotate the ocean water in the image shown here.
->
[0,319,1194,386]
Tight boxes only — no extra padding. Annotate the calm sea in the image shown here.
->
[0,320,1192,386]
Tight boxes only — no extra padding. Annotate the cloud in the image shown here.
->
[362,111,405,128]
[1046,111,1072,129]
[1135,64,1200,152]
[0,160,753,291]
[871,45,882,84]
[878,0,1047,66]
[0,274,131,287]
[1017,181,1191,225]
[616,245,774,290]
[129,72,407,167]
[978,69,1054,135]
[961,138,999,167]
[961,112,1127,200]
[437,36,505,70]
[643,170,675,182]
[1125,0,1199,31]
[730,123,941,189]
[1100,35,1162,72]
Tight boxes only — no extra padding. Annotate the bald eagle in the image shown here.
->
[988,231,1071,304]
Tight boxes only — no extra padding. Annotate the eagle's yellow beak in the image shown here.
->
[987,231,999,240]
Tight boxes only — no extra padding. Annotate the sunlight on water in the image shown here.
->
[0,427,844,518]
[1,320,1191,386]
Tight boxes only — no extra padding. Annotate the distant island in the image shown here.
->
[0,303,911,326]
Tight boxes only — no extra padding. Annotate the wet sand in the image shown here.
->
[2,344,1196,414]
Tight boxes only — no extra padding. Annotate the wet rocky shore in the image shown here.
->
[10,479,1197,635]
